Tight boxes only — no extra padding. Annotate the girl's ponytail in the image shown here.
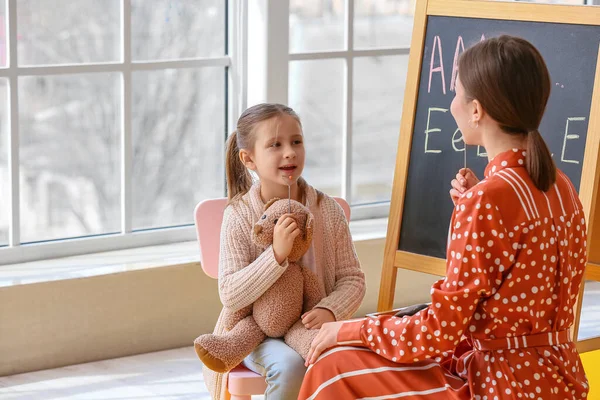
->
[225,131,252,203]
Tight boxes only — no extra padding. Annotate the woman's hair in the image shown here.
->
[458,35,556,191]
[226,103,322,204]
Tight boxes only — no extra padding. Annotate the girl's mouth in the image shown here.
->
[279,165,297,172]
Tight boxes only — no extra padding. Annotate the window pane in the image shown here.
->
[17,0,120,66]
[132,68,225,230]
[19,74,121,242]
[354,0,415,49]
[132,0,225,61]
[0,79,8,245]
[0,2,6,68]
[352,56,407,205]
[577,280,600,341]
[289,60,344,197]
[290,0,344,53]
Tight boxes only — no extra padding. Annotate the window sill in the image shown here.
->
[0,218,388,288]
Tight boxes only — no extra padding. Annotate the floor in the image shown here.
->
[0,347,264,400]
[1,346,597,400]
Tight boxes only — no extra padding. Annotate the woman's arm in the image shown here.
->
[309,190,517,364]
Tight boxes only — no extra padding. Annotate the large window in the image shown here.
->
[289,0,413,212]
[1,0,232,263]
[0,0,594,263]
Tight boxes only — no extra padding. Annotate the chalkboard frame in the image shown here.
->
[376,0,600,352]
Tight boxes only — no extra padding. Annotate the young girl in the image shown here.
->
[299,36,589,399]
[202,103,366,400]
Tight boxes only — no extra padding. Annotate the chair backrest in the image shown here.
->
[194,196,351,279]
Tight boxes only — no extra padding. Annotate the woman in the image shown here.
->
[299,36,589,400]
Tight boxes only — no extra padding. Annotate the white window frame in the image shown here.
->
[248,0,410,221]
[0,0,247,265]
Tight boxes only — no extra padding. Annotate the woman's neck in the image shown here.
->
[481,127,527,161]
[260,182,303,204]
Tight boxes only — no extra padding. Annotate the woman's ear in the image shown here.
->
[471,99,484,124]
[239,149,256,170]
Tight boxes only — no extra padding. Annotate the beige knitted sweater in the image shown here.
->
[203,182,366,400]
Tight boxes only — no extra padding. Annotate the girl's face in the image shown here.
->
[243,114,306,189]
[451,77,482,146]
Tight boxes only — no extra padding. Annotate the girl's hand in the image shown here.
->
[450,168,480,205]
[305,321,344,366]
[302,308,336,330]
[273,214,301,265]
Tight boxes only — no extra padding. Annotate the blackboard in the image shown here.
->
[398,16,600,259]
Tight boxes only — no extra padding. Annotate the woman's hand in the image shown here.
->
[272,214,301,264]
[302,308,336,330]
[305,321,344,366]
[450,168,480,205]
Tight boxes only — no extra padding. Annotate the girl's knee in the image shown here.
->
[265,360,306,399]
[267,357,306,382]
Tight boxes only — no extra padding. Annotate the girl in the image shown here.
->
[299,36,589,399]
[203,103,366,400]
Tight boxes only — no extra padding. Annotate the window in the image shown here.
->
[1,0,235,263]
[288,0,413,215]
[0,0,593,264]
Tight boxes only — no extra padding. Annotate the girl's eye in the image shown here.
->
[270,142,280,148]
[293,140,303,145]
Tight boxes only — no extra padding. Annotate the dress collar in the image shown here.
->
[484,148,527,178]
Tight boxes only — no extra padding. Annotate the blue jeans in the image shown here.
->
[243,338,307,400]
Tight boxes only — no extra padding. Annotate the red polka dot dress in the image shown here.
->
[299,149,589,400]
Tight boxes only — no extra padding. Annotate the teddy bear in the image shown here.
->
[194,198,325,373]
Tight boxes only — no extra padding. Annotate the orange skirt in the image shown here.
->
[298,346,470,400]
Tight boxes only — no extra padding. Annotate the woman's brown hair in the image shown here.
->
[226,103,322,204]
[459,35,556,191]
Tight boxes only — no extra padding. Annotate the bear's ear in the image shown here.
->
[264,197,281,211]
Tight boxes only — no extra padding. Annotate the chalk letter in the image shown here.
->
[561,117,585,164]
[451,128,465,152]
[450,36,465,92]
[425,107,448,153]
[477,146,487,158]
[428,36,446,94]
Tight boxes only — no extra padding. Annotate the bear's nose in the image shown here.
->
[254,225,263,235]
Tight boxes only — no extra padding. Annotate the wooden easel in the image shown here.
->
[377,0,600,353]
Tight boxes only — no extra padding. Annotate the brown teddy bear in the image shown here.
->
[194,198,325,373]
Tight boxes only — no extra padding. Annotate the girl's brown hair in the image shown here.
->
[226,103,322,204]
[459,35,556,191]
